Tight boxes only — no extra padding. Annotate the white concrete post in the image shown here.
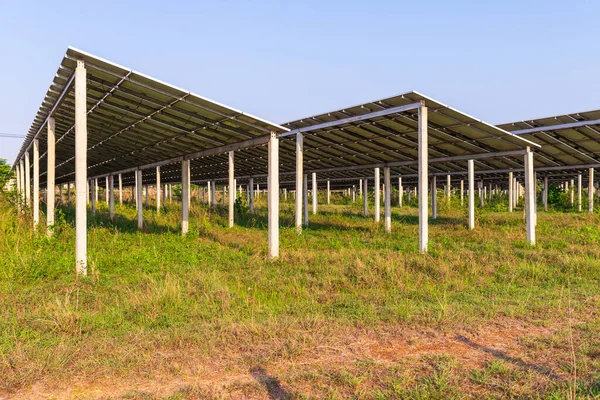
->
[460,180,464,206]
[249,177,255,213]
[327,180,330,205]
[303,173,309,226]
[295,134,303,234]
[384,167,391,233]
[15,162,21,211]
[446,174,451,201]
[25,149,31,208]
[508,172,514,212]
[118,174,123,205]
[589,168,594,213]
[312,172,317,214]
[418,106,428,252]
[570,179,575,207]
[211,181,216,206]
[363,178,368,217]
[480,180,484,207]
[136,170,143,229]
[543,176,548,212]
[91,180,97,216]
[156,166,161,213]
[74,61,87,275]
[374,168,380,222]
[359,179,363,198]
[105,176,109,204]
[524,148,535,245]
[207,181,212,207]
[578,173,582,212]
[33,139,40,229]
[431,175,437,219]
[109,175,114,219]
[228,151,235,228]
[398,176,403,207]
[468,160,475,230]
[267,132,279,259]
[59,185,63,206]
[181,161,189,235]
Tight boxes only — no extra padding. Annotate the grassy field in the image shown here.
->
[1,191,600,399]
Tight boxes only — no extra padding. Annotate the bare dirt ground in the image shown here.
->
[4,318,563,399]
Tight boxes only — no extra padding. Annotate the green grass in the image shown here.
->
[1,192,600,399]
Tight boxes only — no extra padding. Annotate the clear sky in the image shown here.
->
[1,0,599,165]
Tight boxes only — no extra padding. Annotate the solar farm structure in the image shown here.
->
[9,47,599,275]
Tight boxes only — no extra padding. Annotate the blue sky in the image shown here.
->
[1,0,599,164]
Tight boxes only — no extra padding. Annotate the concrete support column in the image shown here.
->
[508,172,514,212]
[431,175,437,219]
[249,177,255,213]
[326,180,330,205]
[25,150,31,208]
[303,174,309,226]
[295,132,303,234]
[105,176,109,204]
[207,181,212,208]
[211,181,216,206]
[118,174,123,205]
[374,168,380,222]
[589,168,594,213]
[74,61,87,275]
[460,180,464,206]
[15,162,21,211]
[359,179,363,198]
[136,170,143,229]
[67,183,71,207]
[479,180,484,207]
[570,179,575,207]
[543,176,548,212]
[446,174,451,201]
[33,139,40,229]
[363,178,368,217]
[577,173,582,212]
[384,167,391,233]
[228,151,235,228]
[181,161,190,235]
[91,180,97,216]
[468,160,475,230]
[267,132,280,259]
[156,166,161,213]
[109,175,115,219]
[312,172,318,214]
[418,106,428,252]
[398,176,403,207]
[524,148,535,245]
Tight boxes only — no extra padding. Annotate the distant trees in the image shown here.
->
[0,159,12,191]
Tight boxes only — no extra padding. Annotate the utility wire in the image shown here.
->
[0,133,25,138]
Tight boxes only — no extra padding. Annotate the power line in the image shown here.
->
[0,133,25,138]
